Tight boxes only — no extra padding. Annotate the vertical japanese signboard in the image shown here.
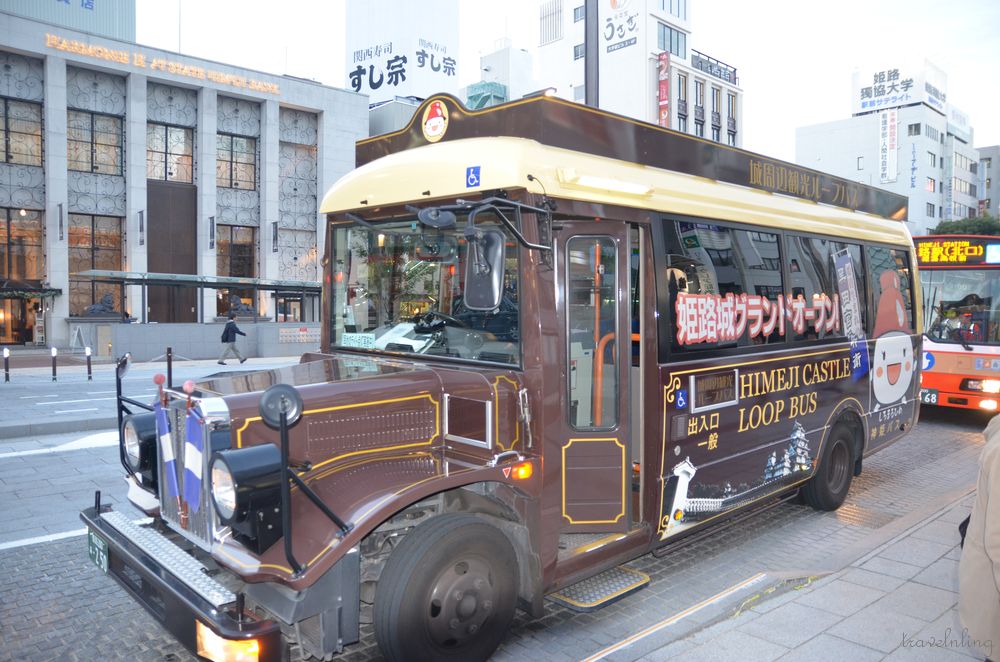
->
[879,109,897,184]
[834,250,869,381]
[657,52,670,128]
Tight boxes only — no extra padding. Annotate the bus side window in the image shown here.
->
[664,219,783,351]
[866,246,915,334]
[784,236,864,341]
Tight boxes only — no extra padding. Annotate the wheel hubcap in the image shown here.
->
[426,558,495,648]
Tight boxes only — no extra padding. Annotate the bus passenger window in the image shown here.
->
[867,246,915,334]
[785,236,863,341]
[664,220,783,350]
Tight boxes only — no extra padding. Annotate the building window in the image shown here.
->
[954,153,973,172]
[694,120,704,137]
[986,177,992,190]
[68,214,123,316]
[0,208,44,281]
[907,123,920,136]
[0,98,43,166]
[727,131,735,146]
[925,125,940,142]
[927,151,936,168]
[926,177,935,192]
[857,156,864,170]
[573,4,584,21]
[216,134,257,189]
[67,110,123,175]
[216,225,257,316]
[677,116,687,132]
[926,202,935,218]
[676,73,687,101]
[727,92,736,119]
[539,0,564,45]
[695,80,704,108]
[147,123,194,183]
[711,126,720,142]
[573,84,585,102]
[711,87,721,113]
[656,23,687,59]
[573,43,584,60]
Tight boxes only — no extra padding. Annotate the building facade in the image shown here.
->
[535,0,743,146]
[978,145,999,218]
[796,62,980,236]
[0,12,367,347]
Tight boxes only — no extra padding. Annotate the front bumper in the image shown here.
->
[80,506,282,661]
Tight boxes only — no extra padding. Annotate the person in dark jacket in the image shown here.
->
[218,313,247,364]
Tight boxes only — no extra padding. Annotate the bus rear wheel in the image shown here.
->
[374,513,518,662]
[802,423,854,511]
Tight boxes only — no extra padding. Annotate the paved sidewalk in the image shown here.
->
[644,494,992,661]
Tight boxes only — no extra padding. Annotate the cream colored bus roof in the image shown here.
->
[321,136,913,247]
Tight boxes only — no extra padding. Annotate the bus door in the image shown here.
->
[557,224,634,533]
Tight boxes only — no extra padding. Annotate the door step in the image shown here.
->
[548,566,650,612]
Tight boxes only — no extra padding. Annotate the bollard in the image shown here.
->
[3,347,8,383]
[51,346,57,382]
[85,346,93,381]
[167,346,173,388]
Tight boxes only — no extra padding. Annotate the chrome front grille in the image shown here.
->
[157,394,231,551]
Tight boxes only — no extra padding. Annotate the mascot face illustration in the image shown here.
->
[421,101,449,143]
[872,270,914,406]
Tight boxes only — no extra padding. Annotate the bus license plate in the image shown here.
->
[920,388,938,405]
[88,530,108,573]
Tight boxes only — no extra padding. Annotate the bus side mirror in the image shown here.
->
[463,229,505,311]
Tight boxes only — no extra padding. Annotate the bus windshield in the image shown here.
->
[328,212,520,365]
[921,268,1000,345]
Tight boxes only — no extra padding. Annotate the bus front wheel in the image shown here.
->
[803,423,854,511]
[374,513,518,662]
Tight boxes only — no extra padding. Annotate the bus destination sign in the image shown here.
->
[915,237,1000,266]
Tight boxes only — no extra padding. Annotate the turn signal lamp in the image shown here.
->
[196,622,259,662]
[512,461,533,480]
[673,509,684,521]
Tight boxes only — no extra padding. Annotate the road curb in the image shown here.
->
[0,416,117,439]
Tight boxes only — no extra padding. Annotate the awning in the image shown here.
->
[71,270,321,293]
[0,279,62,299]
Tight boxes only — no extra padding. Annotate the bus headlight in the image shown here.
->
[121,413,158,486]
[210,444,284,554]
[983,380,1000,394]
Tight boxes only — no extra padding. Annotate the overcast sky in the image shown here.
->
[136,0,999,163]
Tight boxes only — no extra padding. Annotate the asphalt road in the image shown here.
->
[0,406,986,661]
[0,356,302,438]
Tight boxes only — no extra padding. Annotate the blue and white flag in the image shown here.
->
[183,409,204,513]
[154,401,180,498]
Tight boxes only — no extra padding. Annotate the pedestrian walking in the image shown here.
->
[958,413,1000,661]
[218,313,247,365]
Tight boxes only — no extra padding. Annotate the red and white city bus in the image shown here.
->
[916,235,1000,411]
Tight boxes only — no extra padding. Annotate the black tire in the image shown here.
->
[802,423,854,511]
[374,514,518,662]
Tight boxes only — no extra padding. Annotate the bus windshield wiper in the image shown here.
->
[950,327,974,351]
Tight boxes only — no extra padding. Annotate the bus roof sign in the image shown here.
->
[358,94,909,221]
[914,235,1000,266]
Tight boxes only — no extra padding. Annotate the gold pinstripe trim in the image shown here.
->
[562,437,626,525]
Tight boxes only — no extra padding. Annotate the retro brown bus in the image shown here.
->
[82,94,920,662]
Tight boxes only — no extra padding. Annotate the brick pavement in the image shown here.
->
[641,495,987,662]
[0,407,987,661]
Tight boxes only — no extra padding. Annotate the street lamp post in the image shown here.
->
[51,346,57,382]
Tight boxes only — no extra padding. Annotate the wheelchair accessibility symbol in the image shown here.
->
[466,166,481,188]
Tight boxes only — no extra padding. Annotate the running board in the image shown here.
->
[99,510,235,608]
[548,566,650,612]
[653,493,796,558]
